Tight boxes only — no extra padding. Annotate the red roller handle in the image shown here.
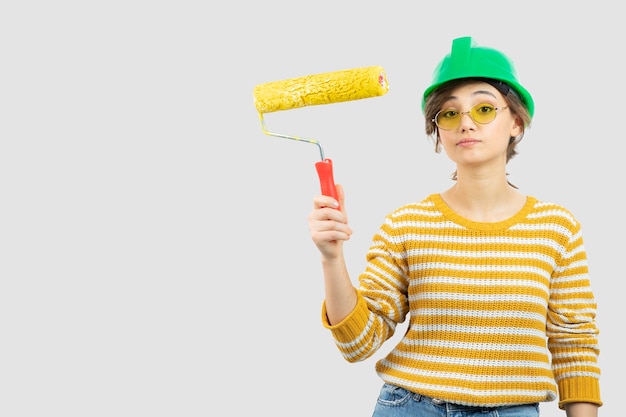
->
[314,158,339,209]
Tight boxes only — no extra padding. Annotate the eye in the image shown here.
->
[474,104,495,115]
[440,109,459,119]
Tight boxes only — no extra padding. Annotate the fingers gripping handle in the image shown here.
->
[315,158,339,209]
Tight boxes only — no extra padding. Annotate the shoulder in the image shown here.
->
[387,194,440,219]
[528,197,582,231]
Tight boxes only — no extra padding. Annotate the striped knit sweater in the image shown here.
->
[322,194,601,408]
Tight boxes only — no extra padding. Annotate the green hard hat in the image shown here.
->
[422,36,534,117]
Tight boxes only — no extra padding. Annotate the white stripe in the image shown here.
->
[389,351,551,369]
[410,292,547,305]
[382,367,556,389]
[399,338,547,353]
[401,323,546,337]
[407,262,551,277]
[411,308,546,322]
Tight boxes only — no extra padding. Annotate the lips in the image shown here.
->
[456,139,481,146]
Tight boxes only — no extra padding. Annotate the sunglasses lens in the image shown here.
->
[470,103,496,124]
[436,109,459,130]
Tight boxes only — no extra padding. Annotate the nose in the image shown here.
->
[459,111,476,130]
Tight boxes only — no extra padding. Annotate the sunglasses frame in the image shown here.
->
[433,104,509,131]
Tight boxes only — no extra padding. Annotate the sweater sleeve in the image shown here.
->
[320,215,410,363]
[546,219,602,408]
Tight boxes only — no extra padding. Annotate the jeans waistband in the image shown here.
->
[419,393,539,413]
[420,393,502,411]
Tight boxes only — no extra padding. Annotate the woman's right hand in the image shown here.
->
[308,184,352,260]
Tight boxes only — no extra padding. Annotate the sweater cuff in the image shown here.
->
[557,376,602,409]
[321,292,370,343]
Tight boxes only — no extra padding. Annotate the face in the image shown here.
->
[435,81,522,170]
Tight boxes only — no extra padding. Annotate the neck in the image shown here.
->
[441,174,525,222]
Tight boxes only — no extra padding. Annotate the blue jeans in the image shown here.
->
[372,384,539,417]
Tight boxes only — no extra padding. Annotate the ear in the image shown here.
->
[510,116,523,138]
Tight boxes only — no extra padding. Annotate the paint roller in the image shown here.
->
[253,66,389,207]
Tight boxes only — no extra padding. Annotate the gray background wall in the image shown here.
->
[1,2,618,416]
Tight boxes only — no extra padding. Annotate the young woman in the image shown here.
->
[308,36,602,417]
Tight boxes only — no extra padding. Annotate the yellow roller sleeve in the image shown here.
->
[253,66,389,114]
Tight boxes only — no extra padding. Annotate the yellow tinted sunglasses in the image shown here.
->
[433,103,509,131]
